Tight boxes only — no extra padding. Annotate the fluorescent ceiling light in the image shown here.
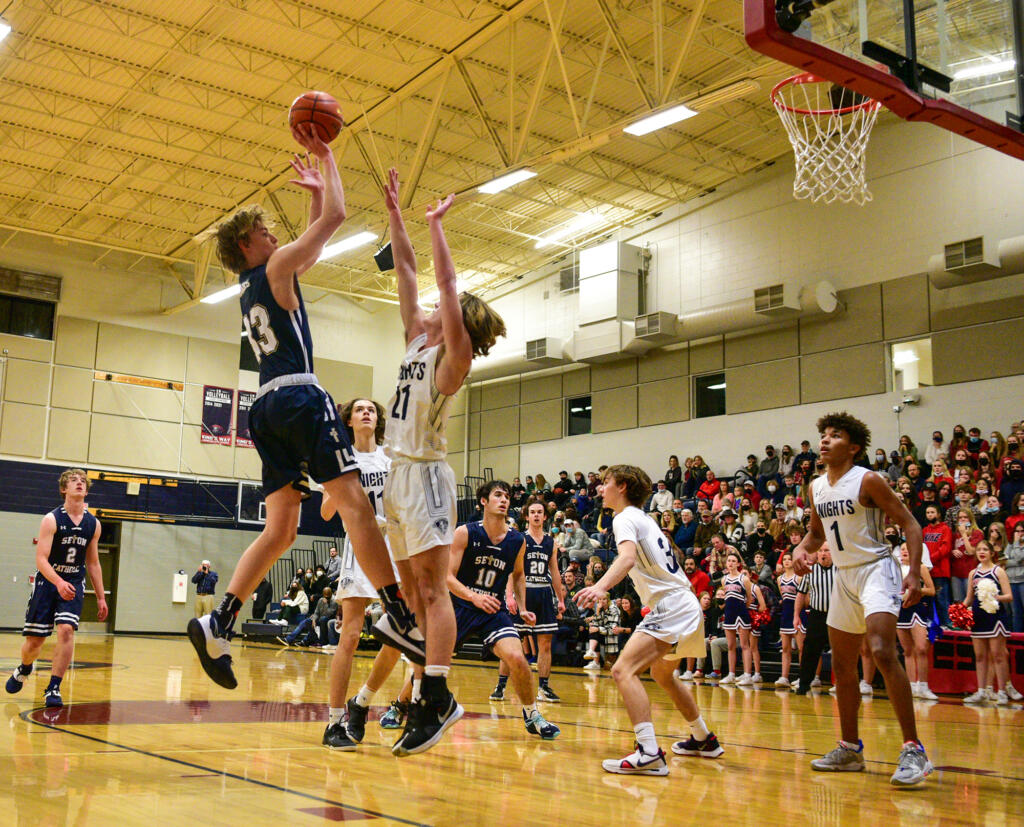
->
[706,382,726,390]
[201,283,241,304]
[478,169,537,194]
[624,104,698,136]
[420,280,468,306]
[319,230,377,261]
[953,59,1015,81]
[0,22,10,44]
[534,211,605,249]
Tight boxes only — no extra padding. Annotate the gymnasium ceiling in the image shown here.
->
[0,0,799,313]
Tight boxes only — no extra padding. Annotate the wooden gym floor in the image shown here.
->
[1,632,1020,826]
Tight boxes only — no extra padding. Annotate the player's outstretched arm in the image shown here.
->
[383,168,425,341]
[575,540,635,609]
[426,196,473,396]
[85,521,108,621]
[266,124,347,297]
[863,471,922,606]
[549,548,565,612]
[792,487,825,575]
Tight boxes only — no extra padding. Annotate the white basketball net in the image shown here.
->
[772,75,881,205]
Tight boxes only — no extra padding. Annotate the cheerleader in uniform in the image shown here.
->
[720,552,755,686]
[962,540,1022,704]
[746,577,768,684]
[895,544,938,701]
[776,553,803,688]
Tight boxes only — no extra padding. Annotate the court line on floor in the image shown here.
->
[18,709,428,826]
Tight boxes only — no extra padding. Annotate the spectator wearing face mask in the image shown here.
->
[745,520,775,568]
[778,444,795,477]
[560,518,594,564]
[734,454,759,486]
[648,480,673,513]
[764,478,784,505]
[924,430,946,466]
[1006,522,1024,633]
[948,425,969,459]
[871,449,889,474]
[1006,493,1024,536]
[965,427,990,461]
[977,497,1004,533]
[886,451,904,483]
[1001,436,1022,474]
[757,445,781,495]
[912,481,942,527]
[952,511,984,602]
[999,459,1024,512]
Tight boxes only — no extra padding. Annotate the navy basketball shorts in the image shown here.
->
[516,587,559,635]
[249,384,358,495]
[454,600,520,653]
[22,577,85,637]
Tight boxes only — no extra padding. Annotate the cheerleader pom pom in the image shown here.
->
[750,609,772,630]
[948,603,974,630]
[976,579,999,614]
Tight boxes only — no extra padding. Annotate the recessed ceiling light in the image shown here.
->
[478,169,537,194]
[623,104,698,136]
[953,58,1015,81]
[319,230,377,261]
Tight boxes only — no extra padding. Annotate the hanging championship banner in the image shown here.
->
[201,385,234,445]
[235,390,256,448]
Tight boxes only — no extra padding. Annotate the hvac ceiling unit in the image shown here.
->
[558,263,579,294]
[943,237,999,277]
[572,319,625,363]
[753,282,800,317]
[633,311,678,344]
[524,337,565,366]
[577,241,644,325]
[0,267,62,302]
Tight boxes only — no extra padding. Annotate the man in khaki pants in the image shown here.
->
[192,560,218,618]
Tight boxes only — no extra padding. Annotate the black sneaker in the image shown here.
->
[536,684,561,703]
[393,693,464,757]
[370,615,426,666]
[524,709,561,739]
[345,697,369,743]
[379,700,407,730]
[322,722,358,751]
[489,685,505,701]
[187,614,237,690]
[5,665,30,695]
[44,686,63,708]
[392,697,421,754]
[671,732,724,758]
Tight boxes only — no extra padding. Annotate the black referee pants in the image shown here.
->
[798,608,830,691]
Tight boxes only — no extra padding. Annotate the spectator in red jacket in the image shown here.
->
[697,470,720,501]
[684,556,712,599]
[1006,492,1024,536]
[951,510,984,603]
[922,504,952,626]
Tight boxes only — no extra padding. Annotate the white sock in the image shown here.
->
[688,715,710,740]
[355,685,374,707]
[523,704,537,719]
[328,706,344,726]
[412,679,422,703]
[634,722,658,754]
[424,665,450,678]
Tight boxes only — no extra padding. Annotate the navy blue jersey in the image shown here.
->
[453,522,524,606]
[240,264,315,385]
[523,532,555,587]
[47,506,97,583]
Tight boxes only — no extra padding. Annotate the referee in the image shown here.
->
[794,543,835,694]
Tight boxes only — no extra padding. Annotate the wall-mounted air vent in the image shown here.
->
[633,311,678,343]
[0,267,62,302]
[754,283,799,316]
[558,264,579,294]
[525,337,565,365]
[943,237,999,276]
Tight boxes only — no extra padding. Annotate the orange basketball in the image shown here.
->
[288,91,344,144]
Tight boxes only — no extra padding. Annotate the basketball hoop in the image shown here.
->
[771,73,881,205]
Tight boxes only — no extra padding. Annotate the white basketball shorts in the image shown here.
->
[635,589,706,661]
[383,459,456,562]
[827,554,903,635]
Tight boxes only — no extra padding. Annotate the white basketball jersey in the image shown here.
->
[612,506,692,607]
[811,466,891,568]
[341,446,392,584]
[385,334,453,462]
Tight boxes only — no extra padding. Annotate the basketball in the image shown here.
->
[288,91,344,144]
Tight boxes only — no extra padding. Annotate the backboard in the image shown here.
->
[746,0,1024,160]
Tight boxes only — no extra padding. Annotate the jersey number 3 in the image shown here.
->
[243,305,279,364]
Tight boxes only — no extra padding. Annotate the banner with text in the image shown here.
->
[201,385,234,445]
[235,390,256,448]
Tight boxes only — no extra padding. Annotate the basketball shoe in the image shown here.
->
[393,693,464,757]
[345,697,369,743]
[187,614,237,689]
[379,700,407,729]
[44,686,63,708]
[523,709,560,739]
[671,732,724,758]
[890,742,933,786]
[489,684,505,701]
[322,722,358,751]
[536,684,561,703]
[811,741,866,772]
[370,615,426,666]
[5,664,31,694]
[602,743,668,776]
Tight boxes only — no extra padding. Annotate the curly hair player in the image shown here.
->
[575,464,723,776]
[792,411,933,786]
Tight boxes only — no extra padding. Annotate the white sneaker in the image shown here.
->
[859,680,873,695]
[1006,684,1024,701]
[751,673,763,684]
[583,661,601,671]
[810,677,822,688]
[917,684,938,701]
[736,673,753,686]
[583,650,598,661]
[775,677,790,688]
[994,690,1009,705]
[718,673,736,685]
[828,685,837,695]
[963,689,988,704]
[681,670,694,681]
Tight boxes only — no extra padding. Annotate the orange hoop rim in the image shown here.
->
[771,73,881,116]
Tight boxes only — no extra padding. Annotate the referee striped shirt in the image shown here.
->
[796,563,835,612]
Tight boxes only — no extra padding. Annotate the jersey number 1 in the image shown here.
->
[829,521,845,552]
[391,385,411,420]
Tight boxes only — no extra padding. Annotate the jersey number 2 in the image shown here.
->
[391,385,411,420]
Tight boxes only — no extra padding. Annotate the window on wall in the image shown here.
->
[0,295,55,339]
[891,339,932,391]
[566,395,592,436]
[694,373,726,418]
